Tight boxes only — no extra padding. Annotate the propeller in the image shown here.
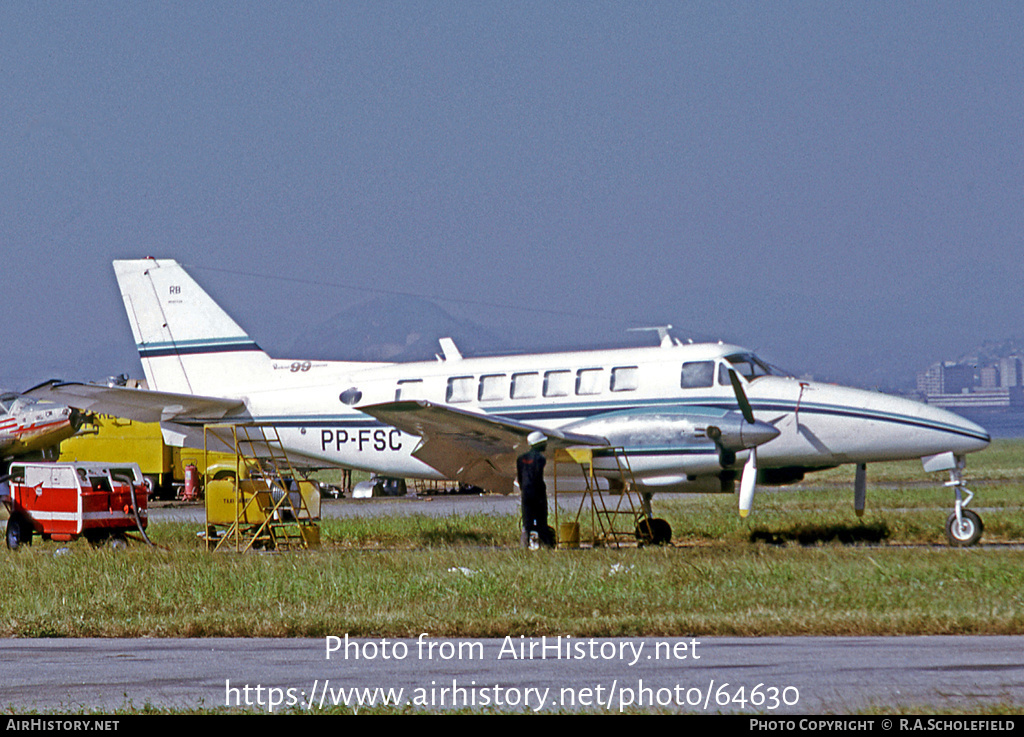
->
[728,368,758,518]
[70,408,98,432]
[739,446,757,518]
[728,367,756,425]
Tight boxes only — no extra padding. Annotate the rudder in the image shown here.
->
[114,259,269,396]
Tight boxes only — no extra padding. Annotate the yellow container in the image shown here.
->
[205,478,321,525]
[559,522,580,548]
[205,479,270,525]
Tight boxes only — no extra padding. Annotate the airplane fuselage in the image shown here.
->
[0,399,79,460]
[167,341,989,491]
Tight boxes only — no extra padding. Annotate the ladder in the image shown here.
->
[203,424,320,552]
[551,447,650,548]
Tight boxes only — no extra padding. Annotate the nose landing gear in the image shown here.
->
[945,462,982,547]
[925,452,982,547]
[945,507,982,547]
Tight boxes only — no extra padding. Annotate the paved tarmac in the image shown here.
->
[2,636,1021,713]
[149,493,523,523]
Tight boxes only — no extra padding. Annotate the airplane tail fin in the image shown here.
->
[113,259,271,396]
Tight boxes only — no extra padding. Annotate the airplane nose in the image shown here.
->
[776,379,992,462]
[870,391,992,456]
[937,408,990,453]
[740,419,781,449]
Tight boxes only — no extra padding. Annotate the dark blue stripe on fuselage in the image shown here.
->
[176,395,989,445]
[138,342,262,359]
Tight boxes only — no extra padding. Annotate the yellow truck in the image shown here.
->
[58,414,240,499]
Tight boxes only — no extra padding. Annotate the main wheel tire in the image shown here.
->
[6,515,31,550]
[636,517,672,546]
[945,509,982,547]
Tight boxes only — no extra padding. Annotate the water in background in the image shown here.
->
[955,410,1024,439]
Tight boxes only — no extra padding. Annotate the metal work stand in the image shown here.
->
[203,424,320,552]
[551,447,656,548]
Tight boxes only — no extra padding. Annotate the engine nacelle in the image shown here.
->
[564,409,777,453]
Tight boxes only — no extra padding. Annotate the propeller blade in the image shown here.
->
[728,368,756,425]
[854,463,867,518]
[739,448,757,517]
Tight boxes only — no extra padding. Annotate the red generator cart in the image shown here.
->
[2,461,149,549]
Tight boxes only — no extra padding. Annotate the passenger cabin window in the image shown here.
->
[478,374,507,402]
[681,361,714,388]
[575,368,604,396]
[446,376,474,403]
[610,366,638,392]
[511,372,540,399]
[395,380,424,401]
[544,370,572,397]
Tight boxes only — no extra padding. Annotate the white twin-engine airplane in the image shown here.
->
[29,259,991,545]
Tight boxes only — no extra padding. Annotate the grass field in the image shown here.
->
[1,440,1021,639]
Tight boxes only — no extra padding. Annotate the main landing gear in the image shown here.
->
[636,493,672,546]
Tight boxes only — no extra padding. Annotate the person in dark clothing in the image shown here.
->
[518,431,553,548]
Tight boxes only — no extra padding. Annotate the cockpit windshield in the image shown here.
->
[724,353,777,382]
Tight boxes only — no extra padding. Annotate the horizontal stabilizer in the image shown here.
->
[24,381,246,424]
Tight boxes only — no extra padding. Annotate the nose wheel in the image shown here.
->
[943,458,982,547]
[945,508,982,547]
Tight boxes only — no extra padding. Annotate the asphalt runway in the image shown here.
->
[150,493,523,523]
[2,636,1021,713]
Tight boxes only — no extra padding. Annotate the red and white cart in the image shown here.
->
[2,461,149,549]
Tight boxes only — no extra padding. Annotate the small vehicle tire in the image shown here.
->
[85,530,108,546]
[945,509,982,547]
[6,515,31,550]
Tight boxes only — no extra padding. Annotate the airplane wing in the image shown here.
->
[359,401,608,494]
[23,381,246,424]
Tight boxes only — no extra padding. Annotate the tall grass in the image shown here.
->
[1,438,1020,639]
[2,514,1022,638]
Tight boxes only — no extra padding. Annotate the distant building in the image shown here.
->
[980,366,1000,389]
[999,357,1022,388]
[923,388,1023,409]
[917,361,974,395]
[917,357,1024,410]
[916,363,943,396]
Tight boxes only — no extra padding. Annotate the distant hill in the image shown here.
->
[286,295,696,362]
[953,338,1024,367]
[288,295,509,362]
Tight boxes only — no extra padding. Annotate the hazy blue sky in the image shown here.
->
[2,2,1021,391]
